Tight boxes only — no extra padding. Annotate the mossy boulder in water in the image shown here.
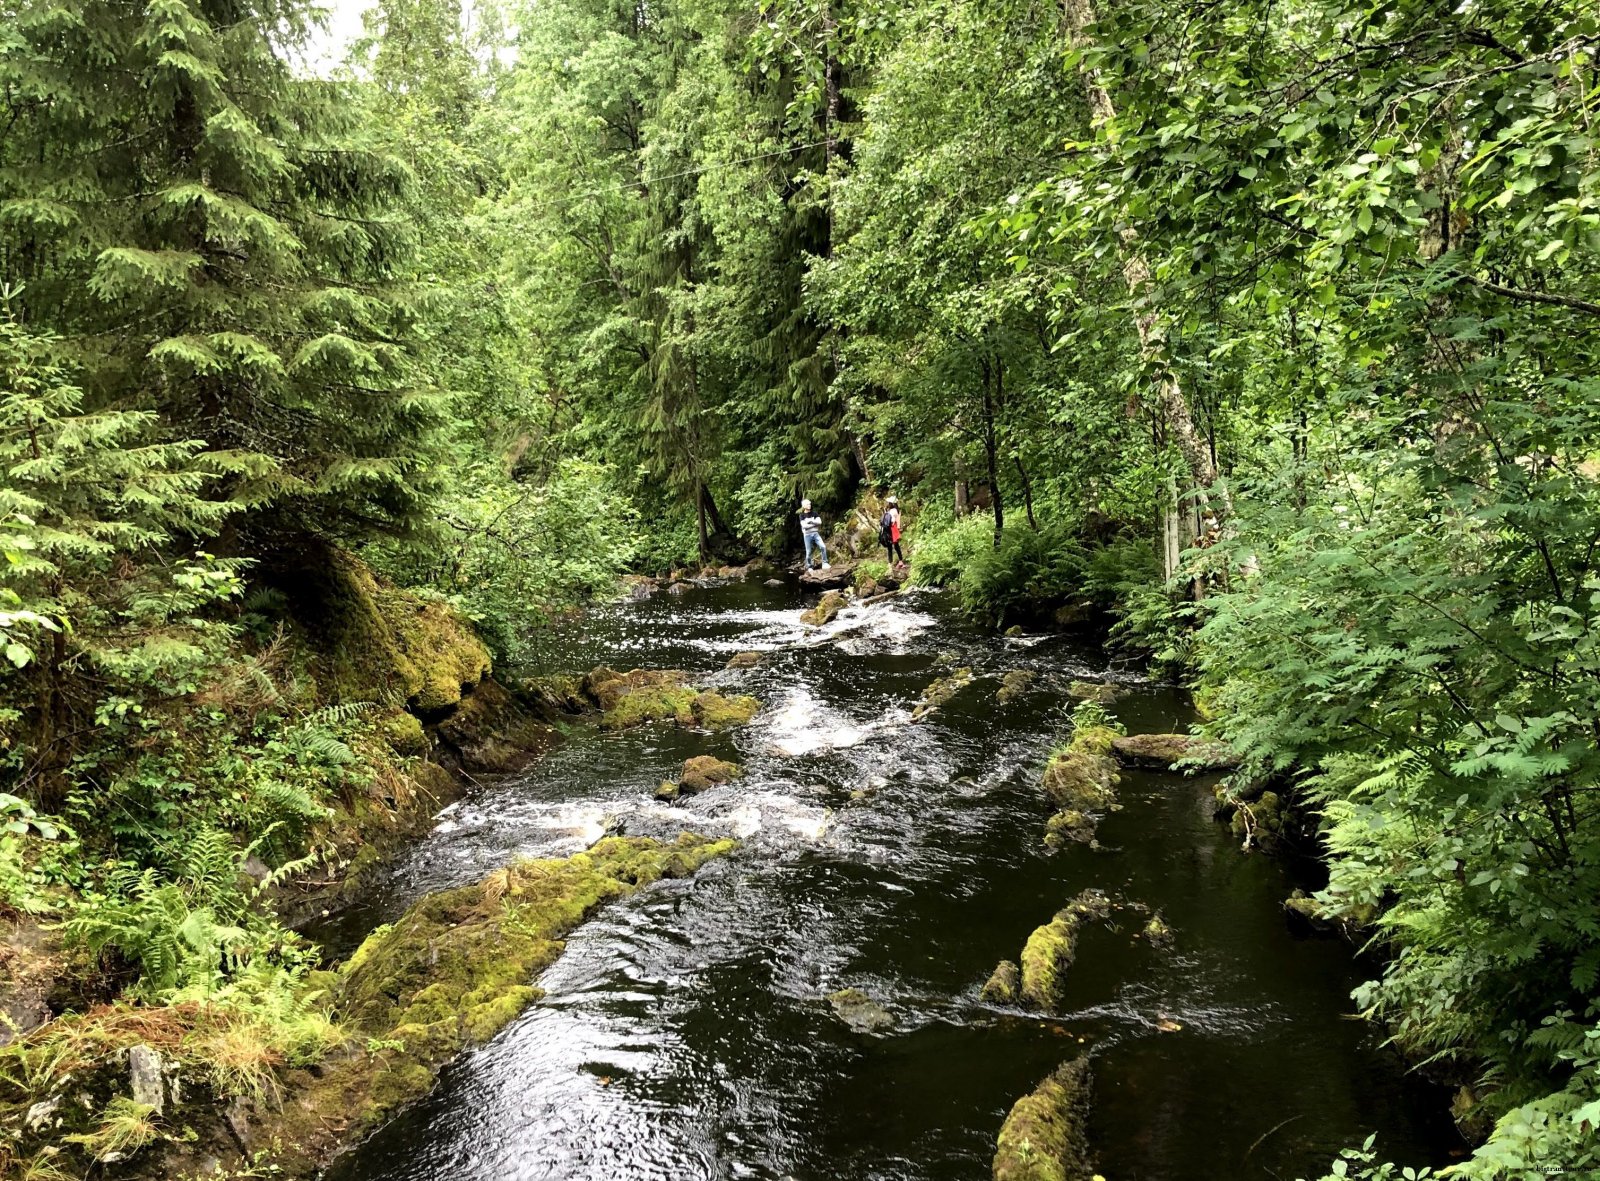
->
[993,1057,1096,1181]
[997,670,1035,704]
[1040,735,1118,813]
[1019,891,1112,1009]
[912,667,974,720]
[1112,732,1239,771]
[1040,725,1120,847]
[1066,679,1120,705]
[801,589,848,626]
[981,960,1021,1004]
[582,666,758,732]
[1230,789,1286,851]
[691,691,760,729]
[828,987,893,1033]
[726,651,764,669]
[1143,913,1174,947]
[677,755,743,795]
[1043,809,1095,849]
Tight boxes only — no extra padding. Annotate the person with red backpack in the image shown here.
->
[879,495,905,568]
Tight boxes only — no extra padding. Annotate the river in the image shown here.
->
[321,577,1457,1181]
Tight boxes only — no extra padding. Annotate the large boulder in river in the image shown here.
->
[828,987,893,1034]
[582,666,758,731]
[1112,732,1239,771]
[1067,679,1121,705]
[997,670,1035,704]
[681,755,742,794]
[798,561,857,590]
[993,1057,1096,1181]
[800,589,847,626]
[1019,891,1112,1009]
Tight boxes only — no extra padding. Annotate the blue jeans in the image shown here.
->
[804,533,828,566]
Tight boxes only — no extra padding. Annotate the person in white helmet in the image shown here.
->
[879,494,905,568]
[798,499,830,570]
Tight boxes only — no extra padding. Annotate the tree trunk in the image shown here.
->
[981,357,1004,547]
[1059,0,1231,521]
[1014,454,1037,530]
[695,479,709,566]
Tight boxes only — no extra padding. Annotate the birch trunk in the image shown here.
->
[1060,0,1232,521]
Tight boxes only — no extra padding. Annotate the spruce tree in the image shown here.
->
[0,0,441,543]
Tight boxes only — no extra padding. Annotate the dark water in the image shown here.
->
[325,579,1458,1181]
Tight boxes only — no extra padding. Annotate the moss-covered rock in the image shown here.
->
[1020,913,1080,1010]
[726,651,765,669]
[691,691,760,729]
[828,987,893,1033]
[1040,738,1118,813]
[292,548,491,715]
[1067,679,1120,705]
[255,835,737,1172]
[1039,725,1120,848]
[992,1057,1095,1181]
[1019,892,1111,1010]
[980,960,1021,1005]
[1143,913,1174,947]
[580,667,759,732]
[912,667,974,720]
[377,711,429,756]
[997,670,1035,704]
[800,589,848,626]
[1043,809,1095,849]
[677,755,742,795]
[1230,789,1285,851]
[1112,732,1239,771]
[434,679,555,774]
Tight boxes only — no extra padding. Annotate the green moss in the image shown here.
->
[691,691,759,729]
[580,667,758,731]
[1018,892,1111,1009]
[309,549,491,713]
[980,960,1021,1004]
[1039,744,1118,812]
[678,755,742,794]
[378,711,428,756]
[992,1057,1095,1181]
[1143,914,1174,947]
[1230,789,1285,850]
[1112,731,1239,770]
[912,667,974,719]
[1019,912,1080,1010]
[297,834,738,1143]
[1067,679,1119,705]
[1043,809,1094,848]
[800,589,848,626]
[997,670,1035,704]
[828,987,893,1033]
[600,682,698,730]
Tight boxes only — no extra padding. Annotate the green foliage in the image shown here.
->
[0,0,442,540]
[908,509,997,588]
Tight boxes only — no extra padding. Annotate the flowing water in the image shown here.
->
[323,578,1459,1181]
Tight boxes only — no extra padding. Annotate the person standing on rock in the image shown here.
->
[880,495,906,569]
[799,499,830,570]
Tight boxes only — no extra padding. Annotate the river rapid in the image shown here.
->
[322,577,1457,1181]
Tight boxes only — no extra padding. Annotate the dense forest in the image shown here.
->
[2,0,1598,1176]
